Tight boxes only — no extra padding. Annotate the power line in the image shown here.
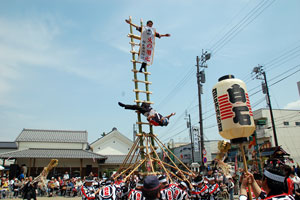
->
[211,0,276,54]
[210,0,269,51]
[156,65,195,109]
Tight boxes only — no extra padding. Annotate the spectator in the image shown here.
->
[227,177,235,200]
[75,178,83,196]
[63,171,70,180]
[142,175,161,200]
[13,178,20,198]
[47,177,55,197]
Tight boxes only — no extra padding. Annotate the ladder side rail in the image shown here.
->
[128,16,145,170]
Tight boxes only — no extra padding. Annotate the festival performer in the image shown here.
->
[22,176,37,200]
[118,102,175,127]
[142,176,161,200]
[125,19,171,72]
[192,176,209,200]
[159,175,174,199]
[128,181,144,200]
[172,181,189,200]
[98,179,117,200]
[240,164,295,200]
[284,165,295,196]
[208,177,220,200]
[81,176,97,200]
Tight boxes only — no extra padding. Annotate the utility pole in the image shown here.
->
[185,111,195,162]
[196,50,211,166]
[252,65,278,147]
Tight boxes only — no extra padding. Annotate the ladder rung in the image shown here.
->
[130,50,139,54]
[131,69,151,75]
[132,79,152,84]
[134,100,154,104]
[129,42,140,46]
[127,34,141,40]
[131,60,142,64]
[139,146,145,149]
[136,133,143,137]
[136,122,151,125]
[134,89,152,94]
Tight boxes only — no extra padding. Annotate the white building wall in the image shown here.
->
[93,138,131,155]
[254,109,300,163]
[18,142,85,150]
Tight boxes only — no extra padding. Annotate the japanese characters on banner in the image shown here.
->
[138,26,156,65]
[192,126,199,152]
[212,75,255,140]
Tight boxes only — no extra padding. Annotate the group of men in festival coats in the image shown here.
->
[81,173,222,200]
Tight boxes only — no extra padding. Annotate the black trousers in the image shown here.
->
[123,103,151,115]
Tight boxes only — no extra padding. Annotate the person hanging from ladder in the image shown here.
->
[118,102,175,126]
[125,19,171,72]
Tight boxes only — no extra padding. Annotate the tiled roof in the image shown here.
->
[101,154,140,164]
[0,142,17,149]
[16,129,88,143]
[0,149,106,159]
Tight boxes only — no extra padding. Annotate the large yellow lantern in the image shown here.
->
[212,75,255,141]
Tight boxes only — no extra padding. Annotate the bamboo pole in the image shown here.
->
[151,138,195,189]
[124,158,147,181]
[114,159,141,180]
[153,135,195,175]
[117,138,139,174]
[145,136,155,172]
[149,141,173,183]
[152,158,190,176]
[240,144,253,200]
[128,16,145,171]
[124,138,141,168]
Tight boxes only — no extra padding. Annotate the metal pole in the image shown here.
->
[196,56,204,166]
[188,114,195,162]
[263,71,278,147]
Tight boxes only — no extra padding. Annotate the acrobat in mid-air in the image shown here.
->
[118,102,175,126]
[125,19,171,72]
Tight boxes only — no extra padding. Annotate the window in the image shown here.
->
[296,122,300,126]
[283,122,289,126]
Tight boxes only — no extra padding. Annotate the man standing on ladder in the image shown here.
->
[118,102,175,126]
[125,19,171,72]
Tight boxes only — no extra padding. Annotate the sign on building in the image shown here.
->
[192,126,199,152]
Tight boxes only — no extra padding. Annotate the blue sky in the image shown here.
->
[1,0,299,144]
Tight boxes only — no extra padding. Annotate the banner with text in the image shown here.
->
[138,26,156,65]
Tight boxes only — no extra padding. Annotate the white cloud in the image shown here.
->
[284,100,300,110]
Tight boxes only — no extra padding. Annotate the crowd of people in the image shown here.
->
[80,163,300,200]
[0,171,85,199]
[0,163,300,200]
[80,168,239,200]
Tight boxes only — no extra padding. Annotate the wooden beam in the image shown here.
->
[132,79,152,84]
[134,100,154,104]
[131,69,151,75]
[133,89,152,94]
[129,42,140,46]
[127,34,141,40]
[131,60,142,64]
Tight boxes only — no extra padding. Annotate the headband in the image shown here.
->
[159,178,167,183]
[264,169,285,183]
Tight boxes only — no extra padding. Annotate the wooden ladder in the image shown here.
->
[127,16,156,171]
